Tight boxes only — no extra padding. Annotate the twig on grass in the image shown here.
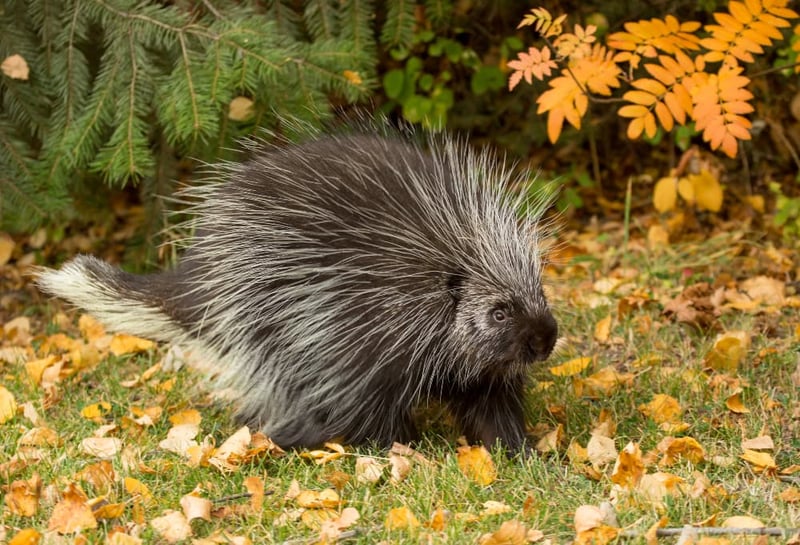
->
[620,526,800,540]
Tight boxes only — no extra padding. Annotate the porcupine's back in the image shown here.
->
[39,131,550,448]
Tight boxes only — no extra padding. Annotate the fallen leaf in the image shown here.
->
[389,453,411,483]
[611,442,644,488]
[549,356,591,377]
[721,515,764,528]
[109,334,155,356]
[295,488,340,509]
[243,476,265,512]
[725,390,750,414]
[168,409,202,426]
[779,487,800,502]
[318,507,360,541]
[574,505,605,533]
[17,426,59,448]
[639,394,682,424]
[180,491,212,522]
[575,366,634,398]
[355,456,385,484]
[47,483,97,534]
[594,315,612,343]
[80,437,122,459]
[0,385,18,424]
[1,54,29,80]
[7,528,41,545]
[479,519,527,545]
[705,331,749,372]
[0,232,14,265]
[124,477,154,505]
[740,449,776,472]
[4,474,42,516]
[81,401,112,421]
[741,435,773,450]
[587,433,618,468]
[300,442,345,465]
[636,472,685,506]
[426,508,449,531]
[106,531,142,544]
[481,500,512,516]
[457,445,497,486]
[209,426,251,472]
[656,436,705,466]
[385,506,420,530]
[535,423,563,454]
[159,423,200,456]
[150,510,192,543]
[92,501,126,519]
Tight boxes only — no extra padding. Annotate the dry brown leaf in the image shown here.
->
[180,491,212,522]
[705,331,750,372]
[159,423,200,456]
[479,519,527,545]
[535,423,563,454]
[574,505,605,533]
[587,433,618,468]
[549,356,591,377]
[1,54,29,80]
[318,507,360,542]
[25,355,59,386]
[647,224,670,250]
[481,500,512,516]
[355,456,385,484]
[300,508,337,530]
[457,445,497,486]
[389,453,411,483]
[75,461,116,494]
[243,476,264,512]
[4,474,42,516]
[739,276,784,306]
[0,385,18,424]
[721,515,764,528]
[151,510,193,543]
[741,435,773,450]
[47,483,97,534]
[18,426,60,447]
[4,316,31,345]
[80,437,122,459]
[385,506,420,530]
[209,426,251,472]
[636,472,685,506]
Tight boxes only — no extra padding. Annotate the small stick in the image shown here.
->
[620,526,800,539]
[211,489,274,504]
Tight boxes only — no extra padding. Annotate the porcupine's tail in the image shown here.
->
[36,255,185,342]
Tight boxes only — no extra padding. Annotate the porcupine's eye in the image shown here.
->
[490,307,508,324]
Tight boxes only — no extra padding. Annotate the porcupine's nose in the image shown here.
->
[525,312,558,362]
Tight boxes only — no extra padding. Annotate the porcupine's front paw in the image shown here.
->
[449,381,530,456]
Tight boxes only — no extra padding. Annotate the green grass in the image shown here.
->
[1,237,799,544]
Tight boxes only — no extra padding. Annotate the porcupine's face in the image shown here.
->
[450,276,558,379]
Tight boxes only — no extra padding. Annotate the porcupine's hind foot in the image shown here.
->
[36,255,188,342]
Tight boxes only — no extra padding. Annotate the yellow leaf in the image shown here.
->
[456,445,497,486]
[687,170,723,212]
[653,176,678,212]
[0,385,18,424]
[721,515,764,528]
[150,510,193,543]
[47,483,97,534]
[657,436,705,465]
[574,526,620,545]
[426,508,449,531]
[639,394,682,424]
[8,528,41,545]
[109,334,155,356]
[677,176,695,203]
[647,225,669,249]
[385,506,420,530]
[549,356,591,377]
[705,331,750,372]
[0,232,15,266]
[80,401,112,420]
[576,366,634,398]
[740,449,777,471]
[611,442,644,488]
[295,488,340,509]
[92,502,126,519]
[168,409,202,426]
[124,477,154,505]
[725,390,750,414]
[481,519,528,545]
[594,315,612,343]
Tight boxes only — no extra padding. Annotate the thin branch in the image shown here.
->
[620,526,800,539]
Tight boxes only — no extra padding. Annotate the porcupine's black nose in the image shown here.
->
[525,312,558,362]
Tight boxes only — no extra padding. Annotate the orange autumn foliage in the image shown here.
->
[509,1,799,158]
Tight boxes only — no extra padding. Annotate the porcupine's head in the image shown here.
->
[428,139,558,386]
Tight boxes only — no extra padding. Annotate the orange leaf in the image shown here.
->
[47,483,97,534]
[385,506,420,530]
[456,445,497,486]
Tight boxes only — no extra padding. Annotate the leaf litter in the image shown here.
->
[1,177,800,543]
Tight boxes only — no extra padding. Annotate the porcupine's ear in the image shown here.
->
[446,272,464,303]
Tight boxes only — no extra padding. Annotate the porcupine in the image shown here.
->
[36,128,559,454]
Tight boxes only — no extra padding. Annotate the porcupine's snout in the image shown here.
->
[522,311,558,363]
